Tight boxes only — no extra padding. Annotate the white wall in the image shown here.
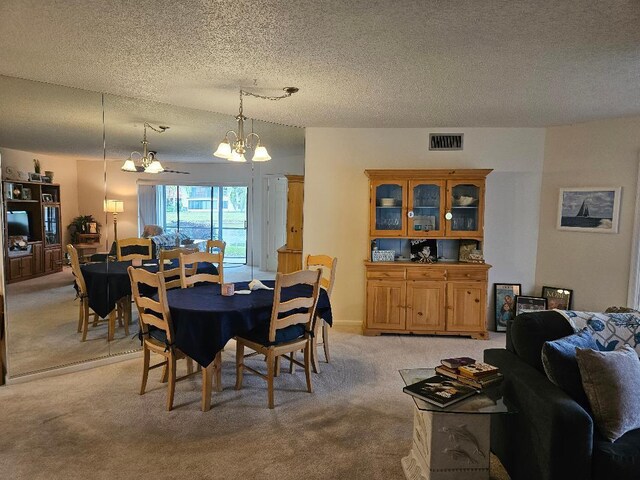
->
[536,117,640,311]
[304,128,546,327]
[0,147,80,245]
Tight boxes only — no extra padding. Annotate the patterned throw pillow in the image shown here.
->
[576,345,640,442]
[555,310,640,355]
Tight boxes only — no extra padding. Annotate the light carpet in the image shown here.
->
[0,330,510,479]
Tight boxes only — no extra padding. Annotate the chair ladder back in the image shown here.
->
[117,237,153,261]
[179,251,223,288]
[160,247,198,289]
[205,240,225,283]
[269,269,321,343]
[305,254,337,298]
[67,244,88,295]
[128,266,174,344]
[206,239,226,255]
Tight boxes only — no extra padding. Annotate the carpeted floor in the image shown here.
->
[0,330,510,479]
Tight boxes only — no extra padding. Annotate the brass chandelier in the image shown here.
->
[213,87,298,163]
[121,122,169,173]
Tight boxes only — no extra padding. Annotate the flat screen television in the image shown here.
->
[7,210,31,238]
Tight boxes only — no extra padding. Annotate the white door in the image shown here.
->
[263,176,288,272]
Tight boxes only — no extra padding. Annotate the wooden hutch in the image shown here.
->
[364,169,492,339]
[3,180,63,283]
[277,175,304,274]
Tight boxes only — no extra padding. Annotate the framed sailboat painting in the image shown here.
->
[557,187,621,233]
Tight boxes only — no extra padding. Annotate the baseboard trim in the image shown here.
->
[4,350,142,385]
[333,319,363,333]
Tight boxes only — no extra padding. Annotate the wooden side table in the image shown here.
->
[74,243,99,263]
[77,233,101,244]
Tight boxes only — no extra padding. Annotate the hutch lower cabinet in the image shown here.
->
[364,263,490,339]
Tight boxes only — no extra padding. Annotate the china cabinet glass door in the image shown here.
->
[43,206,61,245]
[445,181,483,237]
[408,180,444,237]
[371,180,406,236]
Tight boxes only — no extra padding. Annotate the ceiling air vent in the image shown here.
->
[429,134,463,151]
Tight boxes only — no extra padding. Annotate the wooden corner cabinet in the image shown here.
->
[364,169,492,339]
[277,175,304,274]
[3,180,63,283]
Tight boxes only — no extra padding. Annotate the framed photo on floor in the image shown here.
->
[514,295,548,317]
[494,283,521,332]
[541,286,573,310]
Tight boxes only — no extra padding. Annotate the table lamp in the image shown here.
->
[104,199,124,242]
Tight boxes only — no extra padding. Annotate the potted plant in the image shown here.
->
[67,215,101,243]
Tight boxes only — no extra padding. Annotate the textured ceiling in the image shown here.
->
[1,0,640,127]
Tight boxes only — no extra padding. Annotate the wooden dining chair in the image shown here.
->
[68,244,129,341]
[305,254,337,372]
[206,239,226,256]
[116,237,152,261]
[235,269,321,409]
[159,247,198,290]
[128,266,213,411]
[179,251,223,288]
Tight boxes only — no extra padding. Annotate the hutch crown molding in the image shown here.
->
[364,169,492,339]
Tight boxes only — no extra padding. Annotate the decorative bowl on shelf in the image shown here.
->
[454,195,476,206]
[379,197,396,206]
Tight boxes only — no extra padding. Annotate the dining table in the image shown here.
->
[80,259,217,339]
[162,280,332,410]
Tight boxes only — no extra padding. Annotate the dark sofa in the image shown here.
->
[484,310,640,480]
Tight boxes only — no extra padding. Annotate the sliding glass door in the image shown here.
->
[156,184,248,264]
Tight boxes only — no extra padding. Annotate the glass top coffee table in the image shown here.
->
[399,368,511,415]
[399,368,515,480]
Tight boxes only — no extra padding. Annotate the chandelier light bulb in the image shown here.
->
[213,139,232,159]
[121,158,137,172]
[145,159,165,173]
[229,150,247,162]
[252,145,271,162]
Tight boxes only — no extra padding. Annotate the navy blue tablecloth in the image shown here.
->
[81,259,216,319]
[165,280,332,367]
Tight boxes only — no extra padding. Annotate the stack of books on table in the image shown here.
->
[435,357,503,389]
[402,374,479,408]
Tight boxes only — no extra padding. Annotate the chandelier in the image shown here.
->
[213,87,298,163]
[121,122,169,173]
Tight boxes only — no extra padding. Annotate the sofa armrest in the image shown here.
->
[485,348,593,480]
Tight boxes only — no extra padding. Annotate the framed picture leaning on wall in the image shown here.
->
[541,286,573,310]
[494,283,521,332]
[514,296,548,317]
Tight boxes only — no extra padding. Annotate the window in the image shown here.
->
[156,185,248,263]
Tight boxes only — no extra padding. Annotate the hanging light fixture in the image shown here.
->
[213,87,299,163]
[122,122,169,173]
